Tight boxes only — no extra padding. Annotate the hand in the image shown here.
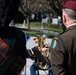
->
[41,47,49,52]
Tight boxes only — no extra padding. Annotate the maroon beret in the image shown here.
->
[62,0,76,11]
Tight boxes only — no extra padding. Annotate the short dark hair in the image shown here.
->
[62,8,76,20]
[0,0,20,27]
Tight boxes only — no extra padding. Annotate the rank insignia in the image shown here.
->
[51,38,58,49]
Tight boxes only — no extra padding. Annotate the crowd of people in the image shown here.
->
[0,0,76,75]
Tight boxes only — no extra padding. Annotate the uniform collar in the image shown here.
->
[66,23,76,31]
[67,23,76,28]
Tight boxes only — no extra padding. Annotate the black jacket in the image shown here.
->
[0,27,27,75]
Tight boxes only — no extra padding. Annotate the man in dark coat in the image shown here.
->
[50,0,76,75]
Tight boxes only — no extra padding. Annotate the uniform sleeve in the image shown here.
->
[51,36,68,75]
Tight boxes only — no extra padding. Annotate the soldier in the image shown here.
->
[50,0,76,75]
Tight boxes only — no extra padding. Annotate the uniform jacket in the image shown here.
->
[51,25,76,75]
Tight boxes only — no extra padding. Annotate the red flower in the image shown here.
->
[33,37,38,42]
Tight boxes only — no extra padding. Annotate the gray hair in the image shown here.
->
[62,8,76,19]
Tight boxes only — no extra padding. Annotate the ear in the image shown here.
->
[62,13,66,23]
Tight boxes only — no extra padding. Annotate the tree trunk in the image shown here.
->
[48,14,52,27]
[26,16,30,30]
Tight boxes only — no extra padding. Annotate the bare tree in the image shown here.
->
[47,0,63,16]
[19,0,52,29]
[46,0,66,30]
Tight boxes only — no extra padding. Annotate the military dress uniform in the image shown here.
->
[51,25,76,75]
[50,0,76,75]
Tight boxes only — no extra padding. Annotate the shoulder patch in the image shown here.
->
[51,37,58,49]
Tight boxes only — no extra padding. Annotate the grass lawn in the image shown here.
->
[16,21,63,38]
[30,22,63,32]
